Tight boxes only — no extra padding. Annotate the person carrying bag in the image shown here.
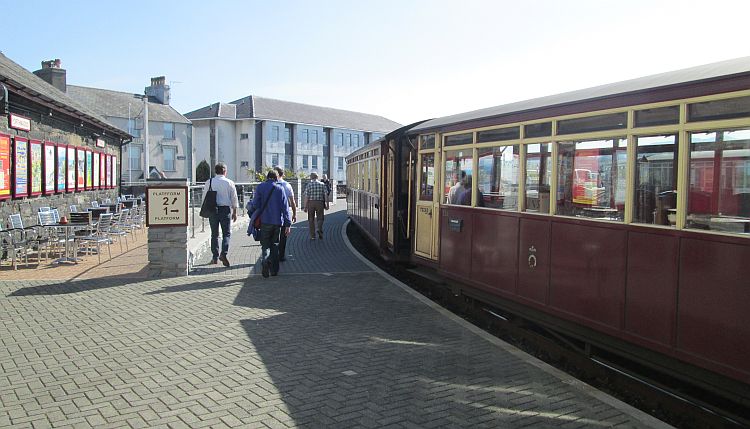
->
[247,186,275,241]
[199,178,218,218]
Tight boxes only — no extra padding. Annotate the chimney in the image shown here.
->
[33,59,67,92]
[145,76,170,105]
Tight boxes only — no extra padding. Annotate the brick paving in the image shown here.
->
[0,204,671,428]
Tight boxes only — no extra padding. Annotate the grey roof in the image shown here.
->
[0,53,130,138]
[67,85,191,125]
[412,56,750,132]
[185,95,401,133]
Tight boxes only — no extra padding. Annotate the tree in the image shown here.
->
[196,160,210,183]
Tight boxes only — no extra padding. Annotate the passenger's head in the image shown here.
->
[215,162,227,175]
[322,174,328,181]
[266,169,278,181]
[310,172,319,180]
[273,166,284,178]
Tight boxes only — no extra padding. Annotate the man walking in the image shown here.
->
[303,172,328,240]
[273,166,297,261]
[203,162,239,266]
[251,169,291,277]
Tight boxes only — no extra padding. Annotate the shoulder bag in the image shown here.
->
[199,179,218,218]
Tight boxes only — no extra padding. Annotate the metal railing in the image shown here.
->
[187,182,260,238]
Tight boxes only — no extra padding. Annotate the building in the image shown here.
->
[185,96,400,183]
[63,77,192,182]
[0,54,129,225]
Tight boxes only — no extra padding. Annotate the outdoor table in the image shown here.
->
[122,200,135,209]
[87,207,109,220]
[49,222,89,264]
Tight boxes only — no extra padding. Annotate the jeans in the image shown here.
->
[260,223,281,274]
[209,206,232,257]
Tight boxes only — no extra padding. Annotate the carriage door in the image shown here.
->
[414,134,439,260]
[381,140,396,250]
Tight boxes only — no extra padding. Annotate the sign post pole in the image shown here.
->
[146,178,189,277]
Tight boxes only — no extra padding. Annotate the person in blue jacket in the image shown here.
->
[250,169,291,278]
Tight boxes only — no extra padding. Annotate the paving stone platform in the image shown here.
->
[0,204,671,428]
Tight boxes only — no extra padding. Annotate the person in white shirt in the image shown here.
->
[203,163,239,266]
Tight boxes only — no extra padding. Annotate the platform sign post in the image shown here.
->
[146,178,190,277]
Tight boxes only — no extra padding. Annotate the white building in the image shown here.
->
[185,96,400,183]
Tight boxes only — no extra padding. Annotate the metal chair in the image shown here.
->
[0,221,30,269]
[78,213,113,263]
[38,207,51,213]
[37,210,65,259]
[69,205,78,213]
[91,201,100,208]
[108,210,130,252]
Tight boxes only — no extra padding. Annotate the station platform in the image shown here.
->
[0,204,671,428]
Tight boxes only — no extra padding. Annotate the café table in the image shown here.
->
[49,222,89,264]
[87,207,110,220]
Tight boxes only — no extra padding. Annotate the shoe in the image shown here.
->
[318,232,323,240]
[210,257,218,264]
[219,254,230,267]
[261,260,270,278]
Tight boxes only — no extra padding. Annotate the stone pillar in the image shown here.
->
[147,178,189,277]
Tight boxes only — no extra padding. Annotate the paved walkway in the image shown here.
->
[0,204,671,428]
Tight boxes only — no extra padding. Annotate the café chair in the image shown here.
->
[78,213,114,263]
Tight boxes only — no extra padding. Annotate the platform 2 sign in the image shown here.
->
[146,186,188,227]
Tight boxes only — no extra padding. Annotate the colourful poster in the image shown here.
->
[44,142,55,194]
[13,137,29,198]
[93,151,100,188]
[0,134,11,199]
[106,155,112,188]
[66,146,75,192]
[56,145,66,193]
[76,148,85,190]
[112,157,117,188]
[30,140,42,196]
[85,150,93,189]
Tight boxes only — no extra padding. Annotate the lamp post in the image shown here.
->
[143,94,149,180]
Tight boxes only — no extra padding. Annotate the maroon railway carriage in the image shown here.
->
[347,57,750,407]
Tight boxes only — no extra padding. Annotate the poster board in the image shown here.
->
[44,141,56,195]
[112,156,117,188]
[66,146,75,192]
[93,150,100,189]
[146,186,188,227]
[56,144,66,193]
[76,148,85,191]
[29,140,43,196]
[106,155,112,189]
[85,149,93,189]
[13,137,29,198]
[0,134,11,200]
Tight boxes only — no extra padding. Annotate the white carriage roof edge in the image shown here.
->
[411,56,750,133]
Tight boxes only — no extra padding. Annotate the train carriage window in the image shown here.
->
[444,150,473,205]
[477,145,520,210]
[556,138,627,220]
[477,127,520,143]
[557,112,627,135]
[635,106,680,127]
[444,133,473,147]
[419,153,435,201]
[687,128,750,234]
[524,143,552,213]
[524,122,552,138]
[633,135,678,226]
[688,96,750,122]
[419,134,435,150]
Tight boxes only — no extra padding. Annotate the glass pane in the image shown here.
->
[419,153,435,201]
[633,135,677,226]
[444,150,473,205]
[444,133,473,147]
[524,143,552,213]
[556,138,626,220]
[635,106,680,127]
[477,145,520,209]
[477,127,520,143]
[688,96,750,122]
[687,128,750,234]
[557,112,627,135]
[420,134,435,150]
[525,122,552,138]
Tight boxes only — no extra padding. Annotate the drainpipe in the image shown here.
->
[0,83,8,114]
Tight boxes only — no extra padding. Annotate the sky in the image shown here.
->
[3,0,750,126]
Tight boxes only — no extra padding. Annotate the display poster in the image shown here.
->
[76,148,85,191]
[29,140,42,196]
[66,146,75,192]
[112,157,117,188]
[106,155,112,188]
[85,150,93,189]
[99,153,105,189]
[93,151,100,188]
[56,144,66,193]
[13,137,29,198]
[0,134,11,200]
[44,142,55,194]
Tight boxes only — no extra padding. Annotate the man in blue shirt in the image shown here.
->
[251,169,291,278]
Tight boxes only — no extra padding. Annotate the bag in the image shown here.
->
[199,178,217,218]
[246,186,275,241]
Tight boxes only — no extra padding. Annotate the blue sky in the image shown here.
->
[4,0,750,125]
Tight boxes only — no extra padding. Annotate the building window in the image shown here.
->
[354,134,360,146]
[240,133,249,140]
[284,128,291,143]
[345,134,351,146]
[336,132,343,147]
[128,145,142,170]
[312,156,318,170]
[163,123,175,140]
[272,154,279,167]
[128,119,140,138]
[312,130,318,144]
[285,154,291,169]
[302,155,309,169]
[163,146,176,171]
[337,157,344,170]
[302,129,309,143]
[272,126,280,141]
